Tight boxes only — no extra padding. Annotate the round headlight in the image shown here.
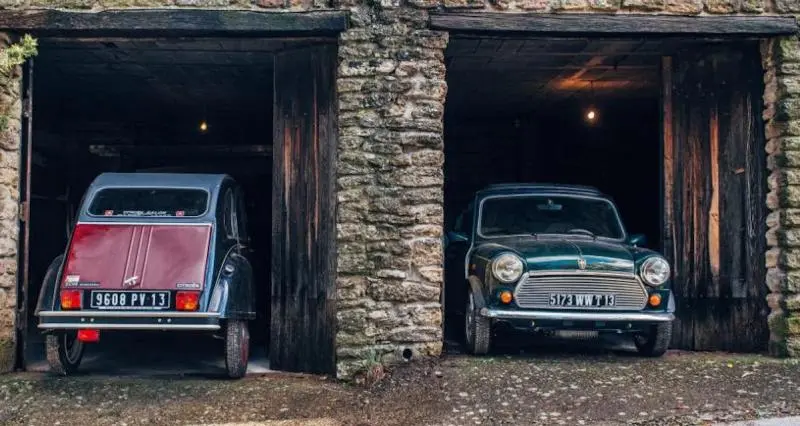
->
[640,257,670,286]
[492,253,524,283]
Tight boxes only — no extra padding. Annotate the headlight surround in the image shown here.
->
[640,257,670,286]
[492,253,524,283]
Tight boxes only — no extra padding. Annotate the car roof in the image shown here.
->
[475,183,605,199]
[88,173,231,192]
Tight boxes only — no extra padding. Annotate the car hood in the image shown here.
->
[476,236,634,274]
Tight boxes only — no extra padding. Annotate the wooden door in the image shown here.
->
[663,43,768,352]
[271,44,338,374]
[13,58,33,371]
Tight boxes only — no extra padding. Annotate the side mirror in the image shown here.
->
[446,231,469,244]
[628,233,646,247]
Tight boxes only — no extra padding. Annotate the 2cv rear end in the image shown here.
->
[35,173,255,378]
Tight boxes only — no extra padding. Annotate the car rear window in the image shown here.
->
[88,188,209,218]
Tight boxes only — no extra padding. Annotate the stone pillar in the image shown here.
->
[334,6,448,379]
[763,36,800,357]
[0,33,22,373]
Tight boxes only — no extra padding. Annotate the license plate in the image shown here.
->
[549,293,616,307]
[89,291,170,310]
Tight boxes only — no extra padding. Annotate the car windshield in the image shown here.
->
[478,195,624,239]
[88,188,209,218]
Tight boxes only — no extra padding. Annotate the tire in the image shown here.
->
[46,332,84,375]
[634,322,672,357]
[464,288,491,355]
[224,319,250,379]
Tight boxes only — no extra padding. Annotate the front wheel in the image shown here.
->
[633,322,672,357]
[224,319,250,379]
[46,332,84,375]
[464,288,491,355]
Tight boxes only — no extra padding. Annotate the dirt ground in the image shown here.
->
[2,348,800,426]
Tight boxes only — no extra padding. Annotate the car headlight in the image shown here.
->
[640,257,670,286]
[492,253,524,283]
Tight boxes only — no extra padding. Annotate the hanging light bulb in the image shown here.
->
[585,81,598,123]
[199,120,209,132]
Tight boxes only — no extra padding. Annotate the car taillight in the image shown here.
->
[60,290,82,310]
[176,291,200,311]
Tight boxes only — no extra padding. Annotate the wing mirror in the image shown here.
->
[446,231,469,244]
[628,233,646,247]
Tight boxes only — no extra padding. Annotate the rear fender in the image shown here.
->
[208,250,255,320]
[35,254,65,315]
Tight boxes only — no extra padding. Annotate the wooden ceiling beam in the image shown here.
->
[431,13,798,36]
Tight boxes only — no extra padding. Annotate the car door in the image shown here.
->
[444,201,474,317]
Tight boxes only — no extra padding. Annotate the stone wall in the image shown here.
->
[764,36,800,357]
[334,6,448,379]
[0,33,21,373]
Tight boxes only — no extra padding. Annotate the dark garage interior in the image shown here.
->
[22,37,298,374]
[442,37,665,347]
[441,35,771,355]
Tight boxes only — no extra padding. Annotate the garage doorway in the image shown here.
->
[16,33,338,375]
[441,35,770,354]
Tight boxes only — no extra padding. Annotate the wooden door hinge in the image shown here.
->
[21,98,31,119]
[19,201,29,223]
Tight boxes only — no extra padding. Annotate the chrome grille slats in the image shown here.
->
[513,271,648,310]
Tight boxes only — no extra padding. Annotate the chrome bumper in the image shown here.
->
[37,310,221,331]
[480,308,675,323]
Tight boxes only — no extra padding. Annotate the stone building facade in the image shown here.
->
[0,0,799,378]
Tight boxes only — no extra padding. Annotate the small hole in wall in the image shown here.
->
[402,348,413,361]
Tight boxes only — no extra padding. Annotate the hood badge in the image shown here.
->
[122,276,140,288]
[577,258,587,270]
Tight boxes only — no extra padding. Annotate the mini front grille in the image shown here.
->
[514,271,648,310]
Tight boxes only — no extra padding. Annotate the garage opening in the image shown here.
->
[442,36,768,354]
[20,37,325,375]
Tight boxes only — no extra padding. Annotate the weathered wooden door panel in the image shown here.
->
[664,44,768,352]
[14,58,34,371]
[271,44,337,374]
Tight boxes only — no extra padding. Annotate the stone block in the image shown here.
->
[621,0,664,9]
[703,0,738,13]
[551,0,588,9]
[369,280,439,302]
[588,0,620,8]
[776,0,800,12]
[388,326,441,342]
[0,336,12,373]
[664,0,702,12]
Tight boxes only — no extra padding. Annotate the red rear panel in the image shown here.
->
[61,223,212,291]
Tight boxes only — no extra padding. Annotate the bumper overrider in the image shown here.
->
[480,308,674,322]
[37,311,221,331]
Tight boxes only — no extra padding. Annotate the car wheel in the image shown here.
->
[46,332,84,375]
[224,319,249,379]
[633,322,672,357]
[464,288,491,355]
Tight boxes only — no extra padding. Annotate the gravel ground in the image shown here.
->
[1,350,800,426]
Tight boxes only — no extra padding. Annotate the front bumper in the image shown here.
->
[480,308,674,323]
[37,310,221,331]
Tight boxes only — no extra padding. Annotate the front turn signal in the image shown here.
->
[648,293,662,307]
[499,291,513,304]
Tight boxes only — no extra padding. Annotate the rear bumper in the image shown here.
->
[480,308,674,323]
[37,310,221,331]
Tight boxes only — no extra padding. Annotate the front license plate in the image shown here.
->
[549,293,616,307]
[89,291,170,310]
